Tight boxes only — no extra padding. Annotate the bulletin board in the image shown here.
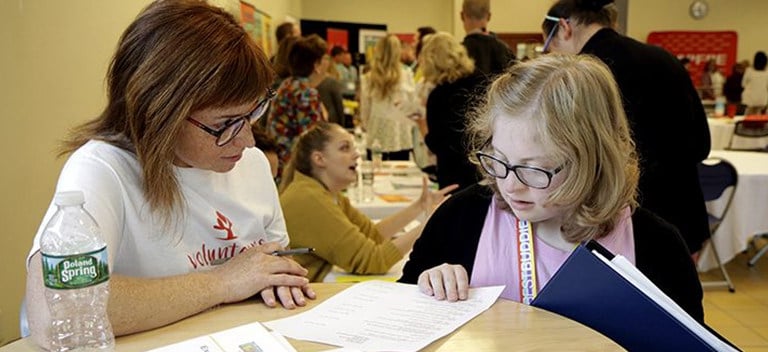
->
[358,29,388,63]
[300,20,387,66]
[239,1,272,54]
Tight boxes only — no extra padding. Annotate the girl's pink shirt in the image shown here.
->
[471,197,635,302]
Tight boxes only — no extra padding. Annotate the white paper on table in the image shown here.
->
[264,280,504,352]
[148,321,296,352]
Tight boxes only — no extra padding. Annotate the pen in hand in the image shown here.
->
[272,247,315,256]
[210,247,316,265]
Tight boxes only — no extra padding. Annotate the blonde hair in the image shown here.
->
[468,54,639,242]
[278,122,342,193]
[366,35,402,99]
[60,0,273,221]
[419,32,475,85]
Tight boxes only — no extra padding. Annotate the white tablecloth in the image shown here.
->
[697,150,768,271]
[707,117,736,150]
[349,161,424,219]
[707,116,768,151]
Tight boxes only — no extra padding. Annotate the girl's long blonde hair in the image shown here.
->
[60,0,273,222]
[468,54,639,242]
[366,35,402,100]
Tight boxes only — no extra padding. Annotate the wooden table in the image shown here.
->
[1,283,624,352]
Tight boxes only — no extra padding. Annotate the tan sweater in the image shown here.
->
[280,172,403,282]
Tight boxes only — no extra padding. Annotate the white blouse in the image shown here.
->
[360,67,420,152]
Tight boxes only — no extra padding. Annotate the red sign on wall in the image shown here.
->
[647,31,738,88]
[326,28,349,52]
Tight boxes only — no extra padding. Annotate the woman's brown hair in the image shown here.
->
[60,0,273,221]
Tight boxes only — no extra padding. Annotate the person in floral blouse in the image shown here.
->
[269,34,329,177]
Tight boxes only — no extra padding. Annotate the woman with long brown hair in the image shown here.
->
[24,1,313,348]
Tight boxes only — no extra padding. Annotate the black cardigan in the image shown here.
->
[580,28,711,253]
[424,73,486,191]
[399,184,705,324]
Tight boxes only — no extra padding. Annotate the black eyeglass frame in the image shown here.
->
[187,88,275,147]
[475,151,565,189]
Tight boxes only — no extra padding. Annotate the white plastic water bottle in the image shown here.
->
[40,191,114,351]
[714,96,726,117]
[360,160,375,202]
[371,139,383,170]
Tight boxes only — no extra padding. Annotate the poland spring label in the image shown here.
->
[42,247,110,289]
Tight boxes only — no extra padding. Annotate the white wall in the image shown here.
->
[452,0,552,36]
[0,1,152,344]
[457,0,765,62]
[627,0,767,62]
[302,0,454,34]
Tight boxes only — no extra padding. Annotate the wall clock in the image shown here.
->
[689,0,709,20]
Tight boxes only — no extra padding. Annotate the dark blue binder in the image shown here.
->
[531,241,718,352]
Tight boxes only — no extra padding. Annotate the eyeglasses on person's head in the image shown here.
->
[476,152,564,189]
[186,88,275,147]
[542,15,568,53]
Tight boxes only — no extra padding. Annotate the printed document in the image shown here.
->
[148,321,296,352]
[264,280,504,352]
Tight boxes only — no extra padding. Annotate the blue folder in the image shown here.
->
[531,241,718,352]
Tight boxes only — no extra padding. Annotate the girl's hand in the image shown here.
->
[417,263,469,302]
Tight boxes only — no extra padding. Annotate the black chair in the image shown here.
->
[728,120,768,151]
[697,158,738,292]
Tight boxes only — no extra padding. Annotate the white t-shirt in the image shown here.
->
[27,140,288,277]
[742,68,768,107]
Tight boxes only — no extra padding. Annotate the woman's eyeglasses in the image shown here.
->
[476,152,564,189]
[187,88,275,147]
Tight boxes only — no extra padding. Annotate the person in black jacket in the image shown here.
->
[542,0,711,256]
[460,0,514,76]
[420,32,486,190]
[399,54,705,323]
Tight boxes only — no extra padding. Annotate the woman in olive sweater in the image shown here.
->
[278,122,457,281]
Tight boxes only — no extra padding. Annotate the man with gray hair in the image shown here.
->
[460,0,514,75]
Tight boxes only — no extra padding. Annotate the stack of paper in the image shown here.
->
[265,280,504,352]
[148,322,296,352]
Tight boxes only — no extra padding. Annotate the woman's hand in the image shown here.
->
[212,242,309,304]
[418,177,459,215]
[260,284,317,309]
[417,263,469,302]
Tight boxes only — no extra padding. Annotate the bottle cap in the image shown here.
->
[54,191,85,206]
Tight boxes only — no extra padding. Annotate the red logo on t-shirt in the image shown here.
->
[213,211,238,240]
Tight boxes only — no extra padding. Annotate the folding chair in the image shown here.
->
[697,158,738,292]
[748,232,768,267]
[728,120,768,151]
